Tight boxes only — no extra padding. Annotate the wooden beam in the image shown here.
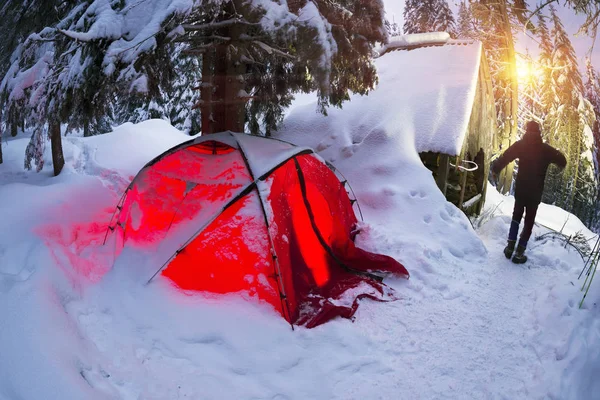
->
[458,169,468,210]
[436,154,450,196]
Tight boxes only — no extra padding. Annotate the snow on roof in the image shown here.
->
[378,32,451,55]
[280,39,482,156]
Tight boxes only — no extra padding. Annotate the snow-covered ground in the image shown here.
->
[0,120,598,399]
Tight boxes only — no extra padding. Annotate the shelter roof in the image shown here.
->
[281,33,483,156]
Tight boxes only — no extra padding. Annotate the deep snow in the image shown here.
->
[282,38,482,157]
[0,120,598,399]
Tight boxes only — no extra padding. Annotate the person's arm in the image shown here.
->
[492,141,521,175]
[547,145,567,170]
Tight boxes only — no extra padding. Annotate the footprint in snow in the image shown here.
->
[382,187,396,197]
[371,165,395,177]
[448,247,465,258]
[417,258,435,274]
[442,290,463,300]
[341,145,356,158]
[315,142,330,152]
[439,210,452,222]
[409,189,428,199]
[424,247,443,260]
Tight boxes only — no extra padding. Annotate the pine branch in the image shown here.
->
[252,40,295,60]
[176,35,232,42]
[181,19,259,31]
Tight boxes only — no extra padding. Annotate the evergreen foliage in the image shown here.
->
[536,13,555,132]
[517,7,598,227]
[385,18,401,37]
[456,1,475,39]
[457,1,598,229]
[583,59,600,229]
[0,0,387,170]
[470,0,523,194]
[403,0,456,37]
[543,5,587,210]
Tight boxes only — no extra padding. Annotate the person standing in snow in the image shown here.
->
[491,121,567,264]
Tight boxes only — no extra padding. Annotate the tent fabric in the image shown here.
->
[106,131,409,328]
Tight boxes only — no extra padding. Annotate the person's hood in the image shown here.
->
[523,129,543,144]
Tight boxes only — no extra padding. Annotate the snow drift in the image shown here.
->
[0,118,598,399]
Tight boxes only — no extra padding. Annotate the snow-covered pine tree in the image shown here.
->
[0,0,80,173]
[114,44,201,135]
[572,94,597,225]
[385,18,401,37]
[2,0,388,166]
[584,59,600,229]
[0,0,73,79]
[403,0,429,34]
[548,5,586,210]
[403,0,456,36]
[434,0,457,37]
[517,51,542,129]
[182,0,388,135]
[456,1,475,39]
[561,0,600,37]
[470,0,525,194]
[538,11,564,206]
[585,59,600,176]
[537,12,555,132]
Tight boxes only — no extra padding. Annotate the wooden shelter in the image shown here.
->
[379,34,497,215]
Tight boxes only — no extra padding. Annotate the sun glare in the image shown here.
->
[516,56,541,82]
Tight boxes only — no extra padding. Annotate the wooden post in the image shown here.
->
[436,154,450,196]
[458,169,468,210]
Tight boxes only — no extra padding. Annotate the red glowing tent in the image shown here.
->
[105,132,409,328]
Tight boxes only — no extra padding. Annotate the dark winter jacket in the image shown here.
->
[492,130,566,206]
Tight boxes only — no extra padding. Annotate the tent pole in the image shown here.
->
[232,133,295,329]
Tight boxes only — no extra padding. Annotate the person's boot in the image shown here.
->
[512,245,528,264]
[504,240,516,259]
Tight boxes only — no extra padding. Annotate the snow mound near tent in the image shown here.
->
[276,46,487,268]
[77,119,192,176]
[1,120,599,399]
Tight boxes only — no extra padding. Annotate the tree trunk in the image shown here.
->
[209,1,246,134]
[201,48,215,134]
[498,0,518,194]
[50,121,65,176]
[213,42,229,133]
[83,121,91,137]
[224,18,246,133]
[224,57,246,133]
[569,116,582,210]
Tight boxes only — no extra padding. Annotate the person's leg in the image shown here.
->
[519,203,539,248]
[509,201,525,241]
[513,203,539,264]
[505,201,525,258]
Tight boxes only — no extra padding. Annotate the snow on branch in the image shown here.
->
[252,40,295,59]
[181,19,260,31]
